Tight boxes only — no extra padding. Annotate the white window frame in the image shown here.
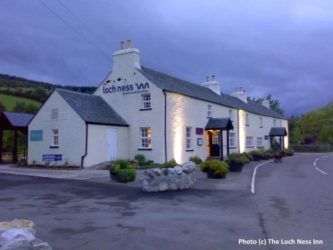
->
[273,118,277,127]
[186,127,192,150]
[229,132,236,148]
[207,105,212,118]
[51,108,58,120]
[246,136,253,148]
[257,136,263,148]
[140,127,152,149]
[51,129,59,147]
[141,93,151,110]
[259,116,263,128]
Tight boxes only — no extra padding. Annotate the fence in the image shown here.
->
[291,144,333,153]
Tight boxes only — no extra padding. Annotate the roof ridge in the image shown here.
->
[56,88,96,97]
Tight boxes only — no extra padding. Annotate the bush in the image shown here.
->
[162,159,178,168]
[227,153,250,167]
[249,150,265,161]
[110,159,136,183]
[284,148,294,156]
[200,160,229,178]
[117,168,136,183]
[134,154,146,166]
[262,150,274,159]
[189,155,202,164]
[242,152,253,161]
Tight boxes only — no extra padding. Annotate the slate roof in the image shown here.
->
[56,89,128,126]
[269,127,287,136]
[140,66,284,119]
[2,111,33,128]
[205,118,234,130]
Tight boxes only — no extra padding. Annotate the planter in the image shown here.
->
[206,170,226,179]
[229,164,243,172]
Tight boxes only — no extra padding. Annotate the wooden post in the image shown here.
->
[0,126,3,164]
[13,130,18,163]
[220,129,224,161]
[279,136,282,150]
[226,129,230,157]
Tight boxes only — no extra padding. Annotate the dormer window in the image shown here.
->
[51,108,58,120]
[141,93,151,110]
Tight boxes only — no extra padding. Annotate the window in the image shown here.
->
[141,93,151,110]
[257,137,263,148]
[186,127,192,150]
[51,108,58,120]
[207,105,212,118]
[229,132,236,147]
[229,109,234,121]
[246,113,249,126]
[140,127,152,149]
[246,136,253,148]
[259,116,263,128]
[273,118,277,127]
[51,129,59,147]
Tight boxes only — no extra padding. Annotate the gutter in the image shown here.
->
[81,123,88,168]
[163,90,168,162]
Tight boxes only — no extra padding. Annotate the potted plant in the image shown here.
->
[226,153,250,172]
[200,160,229,179]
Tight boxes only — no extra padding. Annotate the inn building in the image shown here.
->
[28,41,288,167]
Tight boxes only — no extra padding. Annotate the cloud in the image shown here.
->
[0,0,332,116]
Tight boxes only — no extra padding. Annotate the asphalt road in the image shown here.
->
[0,173,263,250]
[255,153,333,250]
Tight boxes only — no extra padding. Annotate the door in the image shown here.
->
[208,131,220,157]
[107,128,117,161]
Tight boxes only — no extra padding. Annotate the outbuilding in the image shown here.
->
[28,41,288,167]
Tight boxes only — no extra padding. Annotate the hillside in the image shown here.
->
[0,73,96,113]
[289,102,333,145]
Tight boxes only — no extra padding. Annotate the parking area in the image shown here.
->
[0,163,263,250]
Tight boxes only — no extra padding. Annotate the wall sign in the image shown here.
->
[102,82,150,94]
[43,154,62,161]
[30,130,43,141]
[196,128,204,135]
[197,138,203,146]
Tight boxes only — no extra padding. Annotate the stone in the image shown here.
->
[0,219,35,231]
[158,182,168,192]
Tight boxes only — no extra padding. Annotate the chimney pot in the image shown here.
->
[120,41,125,50]
[211,74,215,81]
[127,39,132,48]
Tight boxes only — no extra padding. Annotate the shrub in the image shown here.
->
[200,160,229,178]
[284,148,294,156]
[262,150,274,159]
[250,150,265,161]
[242,152,253,162]
[189,155,202,164]
[117,168,136,183]
[134,154,146,166]
[110,159,136,183]
[162,159,178,168]
[18,159,27,167]
[227,153,250,167]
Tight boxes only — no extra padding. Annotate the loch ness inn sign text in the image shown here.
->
[103,82,150,94]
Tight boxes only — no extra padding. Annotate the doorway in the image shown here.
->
[107,128,117,161]
[208,130,221,157]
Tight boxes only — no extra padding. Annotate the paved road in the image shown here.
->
[0,172,263,250]
[255,153,333,250]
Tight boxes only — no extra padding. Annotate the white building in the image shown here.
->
[28,41,288,167]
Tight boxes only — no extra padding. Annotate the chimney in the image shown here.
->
[261,99,270,109]
[112,40,141,72]
[232,87,248,103]
[201,74,221,95]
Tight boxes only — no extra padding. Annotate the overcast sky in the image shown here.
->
[1,0,333,117]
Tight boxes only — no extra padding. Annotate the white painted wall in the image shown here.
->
[166,92,239,164]
[84,124,129,167]
[28,91,86,166]
[94,68,166,164]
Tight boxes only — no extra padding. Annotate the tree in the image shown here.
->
[0,101,5,112]
[248,94,285,116]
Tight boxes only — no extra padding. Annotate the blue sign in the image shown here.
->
[43,154,62,161]
[30,130,43,141]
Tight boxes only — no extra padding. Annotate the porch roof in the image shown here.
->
[269,127,287,136]
[205,118,234,130]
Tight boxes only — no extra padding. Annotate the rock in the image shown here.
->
[0,219,34,231]
[142,163,197,192]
